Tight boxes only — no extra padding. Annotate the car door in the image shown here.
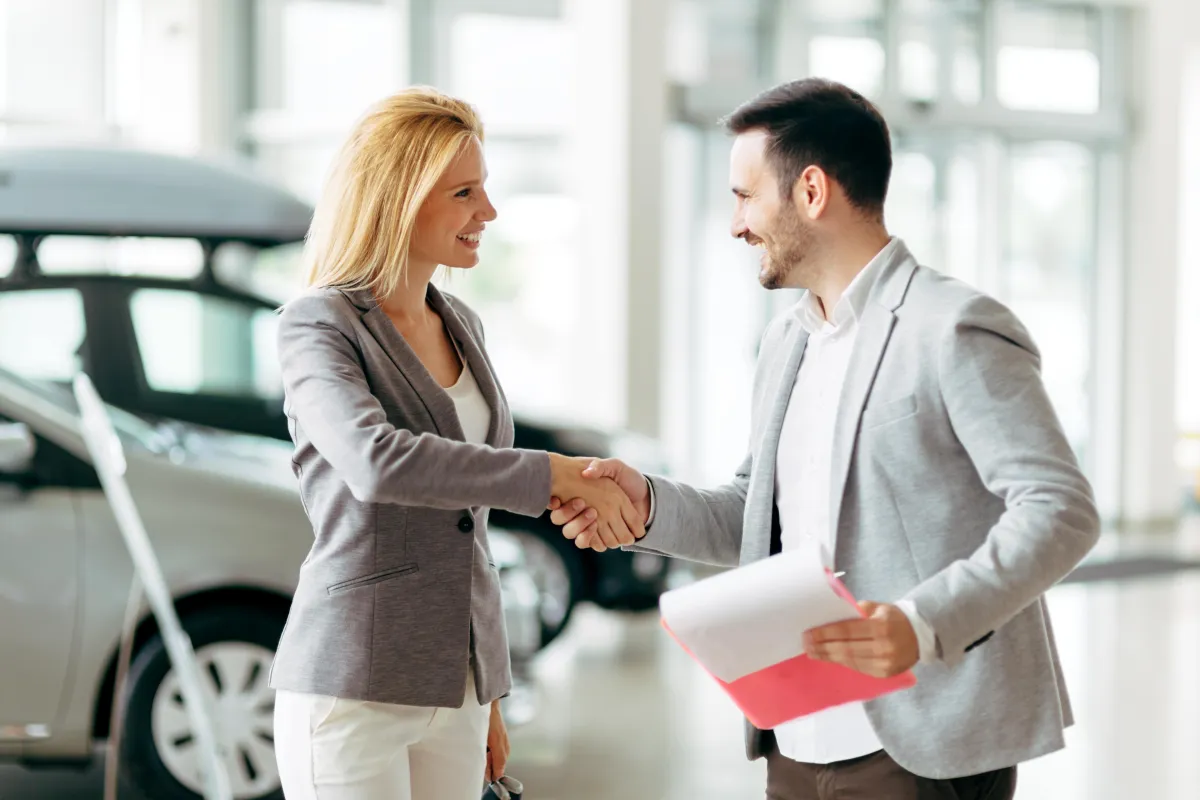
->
[0,286,91,749]
[0,412,83,750]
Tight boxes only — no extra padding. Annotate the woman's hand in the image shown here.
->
[486,699,510,783]
[548,454,645,550]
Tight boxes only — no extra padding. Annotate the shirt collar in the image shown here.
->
[794,237,901,335]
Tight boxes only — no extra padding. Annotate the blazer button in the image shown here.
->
[458,515,475,534]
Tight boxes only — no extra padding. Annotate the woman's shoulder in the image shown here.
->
[277,286,362,329]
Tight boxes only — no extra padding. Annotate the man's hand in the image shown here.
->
[547,454,644,550]
[803,601,919,678]
[548,458,649,551]
[485,700,509,783]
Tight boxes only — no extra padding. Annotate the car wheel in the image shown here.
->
[119,605,285,800]
[510,529,585,647]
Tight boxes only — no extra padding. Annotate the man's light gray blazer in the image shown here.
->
[636,241,1100,779]
[268,284,551,708]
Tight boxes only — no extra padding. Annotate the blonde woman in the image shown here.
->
[269,88,642,800]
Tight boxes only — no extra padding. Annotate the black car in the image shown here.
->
[0,146,670,647]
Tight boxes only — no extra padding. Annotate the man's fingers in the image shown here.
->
[618,498,644,543]
[577,530,607,552]
[596,519,622,550]
[805,619,878,645]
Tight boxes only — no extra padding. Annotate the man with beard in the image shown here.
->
[550,78,1099,799]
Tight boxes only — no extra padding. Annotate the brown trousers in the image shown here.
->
[765,746,1017,800]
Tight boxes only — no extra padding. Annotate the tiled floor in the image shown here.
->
[4,521,1200,799]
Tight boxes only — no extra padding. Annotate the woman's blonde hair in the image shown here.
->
[303,87,484,300]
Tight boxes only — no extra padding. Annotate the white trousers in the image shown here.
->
[274,676,490,800]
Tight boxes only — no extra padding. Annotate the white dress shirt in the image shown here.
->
[772,238,935,765]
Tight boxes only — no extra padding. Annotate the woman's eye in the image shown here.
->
[456,188,471,198]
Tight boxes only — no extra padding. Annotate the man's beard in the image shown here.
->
[759,210,814,290]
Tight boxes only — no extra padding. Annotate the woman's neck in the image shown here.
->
[378,261,438,324]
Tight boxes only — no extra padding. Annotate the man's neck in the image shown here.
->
[809,227,892,321]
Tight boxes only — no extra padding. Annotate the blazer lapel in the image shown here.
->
[347,289,465,441]
[741,317,808,565]
[827,252,919,559]
[427,285,506,448]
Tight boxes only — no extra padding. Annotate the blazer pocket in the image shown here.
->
[327,563,419,595]
[861,393,919,430]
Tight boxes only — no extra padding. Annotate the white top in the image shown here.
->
[445,361,491,445]
[772,238,934,765]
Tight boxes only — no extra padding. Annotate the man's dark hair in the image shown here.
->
[723,78,892,216]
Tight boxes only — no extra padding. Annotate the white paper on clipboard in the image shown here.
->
[657,545,859,682]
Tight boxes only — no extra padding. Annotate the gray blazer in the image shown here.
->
[635,241,1100,779]
[268,284,551,708]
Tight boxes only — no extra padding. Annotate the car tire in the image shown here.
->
[510,526,586,648]
[118,604,287,800]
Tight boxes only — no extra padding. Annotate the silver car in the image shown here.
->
[0,368,542,800]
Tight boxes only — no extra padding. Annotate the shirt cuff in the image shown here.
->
[645,476,656,528]
[895,598,938,664]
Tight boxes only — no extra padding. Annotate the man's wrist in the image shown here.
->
[643,476,656,527]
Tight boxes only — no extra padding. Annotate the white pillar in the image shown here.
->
[563,0,668,436]
[1120,0,1193,524]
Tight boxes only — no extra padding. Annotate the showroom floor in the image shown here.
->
[4,518,1200,800]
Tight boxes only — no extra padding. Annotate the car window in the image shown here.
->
[0,289,86,380]
[213,241,306,304]
[130,289,282,400]
[36,236,204,278]
[0,235,16,278]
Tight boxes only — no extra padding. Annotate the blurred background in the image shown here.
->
[0,0,1198,798]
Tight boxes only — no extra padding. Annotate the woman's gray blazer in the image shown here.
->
[268,283,551,708]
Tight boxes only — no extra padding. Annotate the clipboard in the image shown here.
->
[659,551,916,729]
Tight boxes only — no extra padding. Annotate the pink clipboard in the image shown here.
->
[661,569,916,730]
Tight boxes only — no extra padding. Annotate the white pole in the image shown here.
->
[72,372,232,800]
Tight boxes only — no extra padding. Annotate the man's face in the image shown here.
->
[729,130,814,290]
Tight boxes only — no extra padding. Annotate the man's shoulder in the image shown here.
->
[904,266,1035,354]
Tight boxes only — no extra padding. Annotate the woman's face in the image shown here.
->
[410,136,497,271]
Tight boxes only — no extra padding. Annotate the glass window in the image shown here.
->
[886,150,938,263]
[445,139,582,419]
[808,36,885,98]
[806,0,884,25]
[282,1,404,124]
[1002,141,1095,463]
[0,289,86,381]
[0,236,16,278]
[953,16,983,105]
[130,289,281,400]
[895,0,983,106]
[449,14,573,135]
[996,2,1100,114]
[0,0,106,126]
[36,236,204,278]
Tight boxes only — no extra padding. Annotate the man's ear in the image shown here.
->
[793,165,830,220]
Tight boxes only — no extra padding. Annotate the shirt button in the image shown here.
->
[458,515,475,534]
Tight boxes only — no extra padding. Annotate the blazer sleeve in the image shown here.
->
[277,296,551,516]
[903,294,1100,666]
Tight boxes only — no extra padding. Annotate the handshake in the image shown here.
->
[546,454,650,552]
